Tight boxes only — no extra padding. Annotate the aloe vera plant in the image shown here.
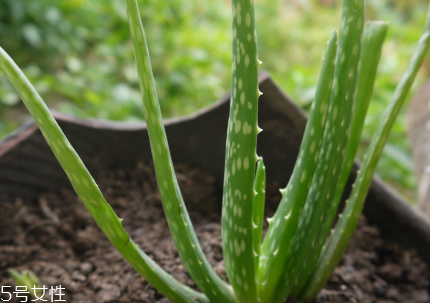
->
[1,0,430,302]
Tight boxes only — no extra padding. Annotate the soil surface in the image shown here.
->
[0,162,429,303]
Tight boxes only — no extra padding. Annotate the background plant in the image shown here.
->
[8,269,42,299]
[1,0,430,302]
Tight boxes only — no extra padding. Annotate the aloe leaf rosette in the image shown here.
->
[299,6,430,301]
[255,32,336,303]
[256,29,336,301]
[1,0,430,302]
[258,1,364,302]
[291,20,389,298]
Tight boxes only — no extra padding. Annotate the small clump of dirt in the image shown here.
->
[0,162,429,302]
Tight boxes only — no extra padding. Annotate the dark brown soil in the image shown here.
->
[0,163,429,303]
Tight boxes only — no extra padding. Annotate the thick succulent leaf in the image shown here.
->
[124,1,234,302]
[299,7,430,302]
[253,157,266,271]
[292,20,389,297]
[256,30,337,301]
[261,1,365,302]
[0,47,207,303]
[221,0,260,301]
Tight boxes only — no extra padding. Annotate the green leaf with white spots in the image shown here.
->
[253,157,266,271]
[261,1,364,302]
[291,20,389,298]
[298,7,430,302]
[0,46,207,303]
[256,30,337,302]
[124,1,235,302]
[3,0,429,302]
[221,0,260,301]
[327,21,389,237]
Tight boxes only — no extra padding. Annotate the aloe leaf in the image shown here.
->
[0,47,207,303]
[261,1,365,302]
[253,157,266,271]
[256,30,337,302]
[292,20,389,297]
[124,1,235,302]
[299,8,430,302]
[221,0,261,301]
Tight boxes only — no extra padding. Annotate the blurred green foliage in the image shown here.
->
[0,0,429,201]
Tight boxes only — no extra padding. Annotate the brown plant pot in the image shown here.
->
[1,73,429,302]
